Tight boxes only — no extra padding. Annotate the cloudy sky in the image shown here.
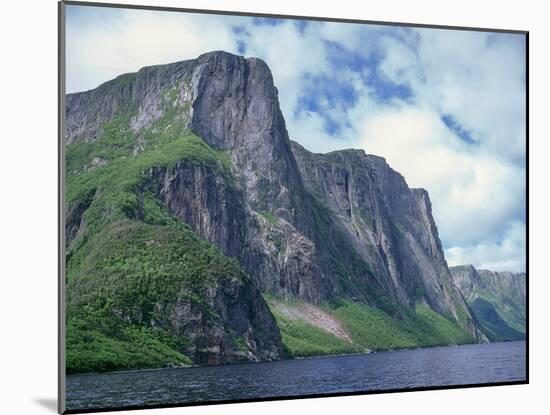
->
[66,5,527,272]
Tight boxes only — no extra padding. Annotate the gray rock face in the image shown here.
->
[145,160,329,304]
[189,52,304,215]
[149,162,246,258]
[66,221,283,365]
[163,273,283,364]
[65,193,93,247]
[66,50,487,344]
[66,60,197,144]
[291,144,485,340]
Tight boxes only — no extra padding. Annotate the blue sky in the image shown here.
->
[66,5,527,272]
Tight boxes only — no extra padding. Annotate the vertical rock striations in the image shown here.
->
[291,143,485,340]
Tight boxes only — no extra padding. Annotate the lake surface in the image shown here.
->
[66,341,526,411]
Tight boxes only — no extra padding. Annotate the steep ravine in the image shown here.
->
[450,265,526,341]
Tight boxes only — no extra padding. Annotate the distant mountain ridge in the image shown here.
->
[65,51,495,373]
[450,265,526,341]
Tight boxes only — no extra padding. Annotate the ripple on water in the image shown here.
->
[66,341,526,411]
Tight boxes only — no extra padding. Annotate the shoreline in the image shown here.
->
[66,339,526,377]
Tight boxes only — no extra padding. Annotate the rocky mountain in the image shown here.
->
[291,143,480,334]
[450,265,526,341]
[65,51,488,373]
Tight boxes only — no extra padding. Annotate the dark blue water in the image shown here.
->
[66,341,526,410]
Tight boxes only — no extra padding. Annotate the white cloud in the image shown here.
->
[379,34,422,86]
[445,221,526,272]
[288,110,355,153]
[378,28,526,166]
[233,19,331,127]
[66,7,239,93]
[356,105,525,248]
[351,28,526,271]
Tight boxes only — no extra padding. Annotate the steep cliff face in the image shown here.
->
[150,162,245,258]
[450,265,526,341]
[66,52,302,214]
[291,143,484,339]
[66,51,489,372]
[190,53,305,214]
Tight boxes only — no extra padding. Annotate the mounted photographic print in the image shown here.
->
[58,1,528,413]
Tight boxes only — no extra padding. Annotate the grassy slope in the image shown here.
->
[469,297,525,342]
[268,298,475,358]
[268,302,360,358]
[66,105,243,373]
[66,218,248,374]
[67,305,192,374]
[453,267,526,336]
[67,131,230,237]
[470,288,526,335]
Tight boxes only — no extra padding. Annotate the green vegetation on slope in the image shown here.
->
[66,305,192,374]
[66,119,246,373]
[68,220,245,313]
[268,304,359,358]
[267,297,475,359]
[67,79,194,175]
[67,114,136,174]
[66,218,247,374]
[450,266,526,337]
[470,297,525,342]
[470,288,526,334]
[330,300,474,351]
[258,210,278,225]
[67,130,231,207]
[67,129,231,253]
